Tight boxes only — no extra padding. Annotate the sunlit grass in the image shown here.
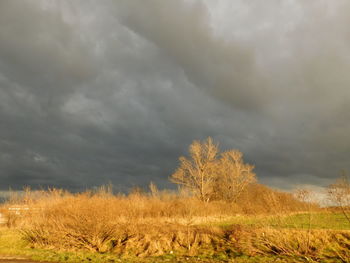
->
[0,228,328,263]
[272,212,350,230]
[0,188,349,262]
[212,212,350,230]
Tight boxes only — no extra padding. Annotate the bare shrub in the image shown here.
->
[236,183,311,214]
[226,225,350,261]
[328,172,350,224]
[16,190,229,256]
[0,184,317,257]
[21,194,119,252]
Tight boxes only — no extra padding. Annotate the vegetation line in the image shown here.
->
[0,138,349,262]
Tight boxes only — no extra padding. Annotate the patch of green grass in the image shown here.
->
[0,228,27,255]
[212,212,350,230]
[269,212,350,230]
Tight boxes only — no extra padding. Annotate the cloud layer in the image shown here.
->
[0,0,349,191]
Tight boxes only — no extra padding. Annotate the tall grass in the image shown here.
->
[2,185,349,261]
[226,225,350,261]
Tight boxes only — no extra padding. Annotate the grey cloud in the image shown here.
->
[0,0,349,191]
[114,0,268,111]
[0,0,96,112]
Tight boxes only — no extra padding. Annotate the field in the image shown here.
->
[0,187,349,263]
[215,212,350,230]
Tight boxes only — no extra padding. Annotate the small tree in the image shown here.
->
[215,150,256,202]
[170,137,218,202]
[328,172,350,223]
[170,137,256,203]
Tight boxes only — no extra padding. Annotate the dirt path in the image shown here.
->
[0,261,40,263]
[0,261,54,263]
[0,258,53,263]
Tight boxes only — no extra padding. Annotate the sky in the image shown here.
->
[0,0,349,192]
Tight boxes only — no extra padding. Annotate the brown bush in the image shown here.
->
[226,225,350,261]
[236,183,315,214]
[0,186,322,257]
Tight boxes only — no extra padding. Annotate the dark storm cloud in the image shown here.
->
[115,0,268,111]
[0,1,96,112]
[0,0,349,191]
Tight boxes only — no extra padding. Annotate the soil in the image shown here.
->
[0,258,53,263]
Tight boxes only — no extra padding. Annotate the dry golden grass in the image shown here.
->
[9,190,227,255]
[3,185,347,261]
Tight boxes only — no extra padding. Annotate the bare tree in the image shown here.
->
[170,138,256,203]
[328,171,350,223]
[214,150,256,202]
[170,137,218,202]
